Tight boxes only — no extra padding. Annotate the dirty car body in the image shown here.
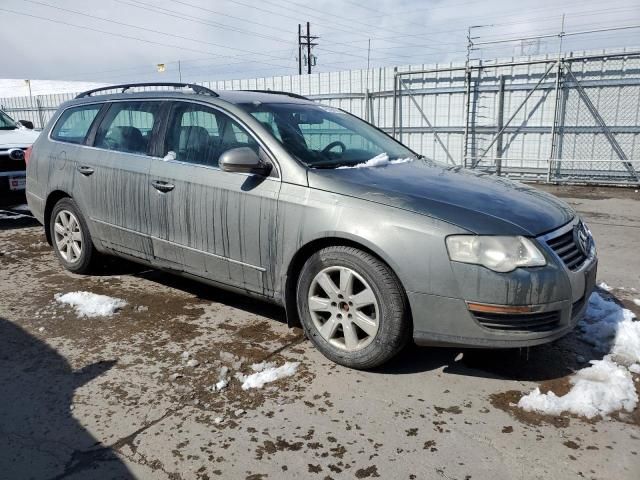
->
[26,84,597,368]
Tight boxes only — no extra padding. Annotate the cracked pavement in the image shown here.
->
[1,185,639,480]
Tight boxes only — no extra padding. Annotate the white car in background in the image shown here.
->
[0,109,39,201]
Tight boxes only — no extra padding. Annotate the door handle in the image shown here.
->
[77,165,95,176]
[151,180,175,193]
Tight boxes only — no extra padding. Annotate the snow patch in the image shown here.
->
[251,361,276,372]
[0,210,31,220]
[212,366,229,392]
[518,292,639,418]
[336,153,414,169]
[597,281,613,291]
[240,362,300,390]
[633,298,640,307]
[54,291,127,318]
[580,293,639,365]
[518,358,636,418]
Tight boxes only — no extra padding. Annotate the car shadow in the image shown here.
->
[0,317,134,479]
[0,207,39,231]
[89,255,611,383]
[378,310,608,382]
[134,268,288,325]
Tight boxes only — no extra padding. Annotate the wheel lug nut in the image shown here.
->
[348,314,352,318]
[331,302,337,307]
[337,313,342,318]
[348,301,353,306]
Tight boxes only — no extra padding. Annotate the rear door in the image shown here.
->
[75,100,164,260]
[148,101,281,296]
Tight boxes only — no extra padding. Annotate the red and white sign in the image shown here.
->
[9,176,26,191]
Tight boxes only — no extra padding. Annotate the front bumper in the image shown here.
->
[411,218,598,348]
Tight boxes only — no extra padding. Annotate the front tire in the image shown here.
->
[49,198,96,274]
[296,246,410,369]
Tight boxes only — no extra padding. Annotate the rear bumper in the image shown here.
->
[410,257,597,348]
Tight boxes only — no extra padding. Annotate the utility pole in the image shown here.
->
[298,24,302,75]
[298,22,318,75]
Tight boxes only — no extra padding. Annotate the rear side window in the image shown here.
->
[94,101,161,155]
[51,105,101,144]
[164,103,258,167]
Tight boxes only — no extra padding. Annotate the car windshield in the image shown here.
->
[0,110,18,130]
[239,102,417,168]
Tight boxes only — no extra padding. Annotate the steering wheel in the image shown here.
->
[322,141,346,156]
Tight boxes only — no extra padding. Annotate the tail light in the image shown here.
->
[24,146,33,166]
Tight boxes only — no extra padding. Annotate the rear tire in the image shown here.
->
[296,246,410,369]
[49,198,96,274]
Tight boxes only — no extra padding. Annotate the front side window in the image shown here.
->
[51,105,101,144]
[239,102,416,168]
[165,103,258,167]
[94,102,160,155]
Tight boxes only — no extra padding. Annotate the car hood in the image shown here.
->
[0,128,40,147]
[307,159,575,236]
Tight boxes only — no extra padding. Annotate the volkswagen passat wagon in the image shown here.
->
[26,83,597,369]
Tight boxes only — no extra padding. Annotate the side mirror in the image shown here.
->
[18,120,34,129]
[219,147,272,175]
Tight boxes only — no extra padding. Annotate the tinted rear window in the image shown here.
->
[51,105,102,144]
[94,101,161,155]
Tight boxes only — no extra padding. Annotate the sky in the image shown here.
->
[0,0,639,89]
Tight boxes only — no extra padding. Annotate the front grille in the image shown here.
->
[0,148,27,173]
[472,310,561,333]
[546,228,587,271]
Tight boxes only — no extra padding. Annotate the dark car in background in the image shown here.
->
[0,109,39,204]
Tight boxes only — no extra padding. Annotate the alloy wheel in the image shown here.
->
[53,209,83,264]
[307,266,380,351]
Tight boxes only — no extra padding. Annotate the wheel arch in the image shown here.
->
[283,234,410,328]
[44,190,72,245]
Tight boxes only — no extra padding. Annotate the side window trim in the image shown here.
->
[85,103,110,146]
[149,101,172,158]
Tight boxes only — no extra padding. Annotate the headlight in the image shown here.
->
[446,235,546,273]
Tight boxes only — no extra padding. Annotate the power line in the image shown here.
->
[22,0,290,58]
[0,6,297,71]
[116,0,293,43]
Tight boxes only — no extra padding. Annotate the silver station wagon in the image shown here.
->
[26,82,597,369]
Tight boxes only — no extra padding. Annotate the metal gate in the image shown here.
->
[393,50,640,185]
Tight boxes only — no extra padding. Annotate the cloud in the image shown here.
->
[0,0,638,84]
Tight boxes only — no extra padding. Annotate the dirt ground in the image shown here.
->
[1,185,639,480]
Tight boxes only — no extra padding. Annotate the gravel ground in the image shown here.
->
[0,185,639,480]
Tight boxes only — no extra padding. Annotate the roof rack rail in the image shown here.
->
[243,89,310,100]
[75,82,218,99]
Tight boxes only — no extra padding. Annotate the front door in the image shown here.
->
[148,101,280,296]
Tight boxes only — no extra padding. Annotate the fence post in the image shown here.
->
[495,75,505,176]
[391,67,398,138]
[548,58,564,183]
[463,68,472,168]
[36,97,45,129]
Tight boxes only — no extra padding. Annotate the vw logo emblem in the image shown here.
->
[575,221,592,256]
[7,148,25,161]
